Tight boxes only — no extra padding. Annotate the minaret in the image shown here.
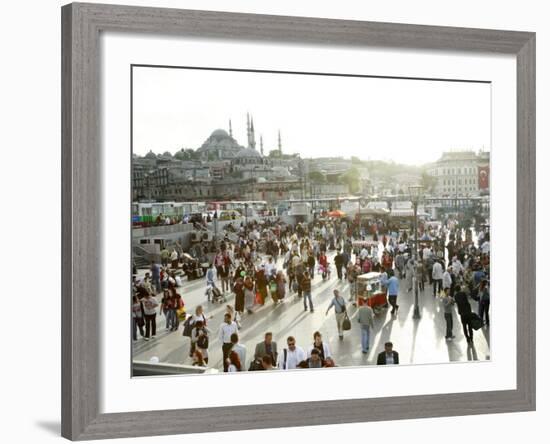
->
[278,130,282,155]
[248,116,256,149]
[260,135,264,156]
[246,113,250,143]
[229,119,233,138]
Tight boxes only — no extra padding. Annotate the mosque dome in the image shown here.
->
[210,129,231,139]
[197,128,243,159]
[237,147,262,158]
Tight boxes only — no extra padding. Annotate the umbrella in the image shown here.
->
[327,210,346,218]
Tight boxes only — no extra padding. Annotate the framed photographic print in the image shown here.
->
[61,2,536,440]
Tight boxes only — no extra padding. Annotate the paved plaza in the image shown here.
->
[132,246,491,372]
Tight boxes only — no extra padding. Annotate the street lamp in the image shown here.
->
[213,210,218,247]
[244,203,249,236]
[409,185,424,320]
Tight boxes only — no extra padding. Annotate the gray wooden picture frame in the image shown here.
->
[61,2,536,440]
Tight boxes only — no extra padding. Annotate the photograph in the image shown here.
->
[131,65,492,376]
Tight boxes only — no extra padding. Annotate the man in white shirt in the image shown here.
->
[264,257,276,279]
[481,240,490,255]
[219,313,238,372]
[278,336,306,370]
[432,260,444,297]
[442,267,453,293]
[230,333,247,371]
[422,246,432,261]
[451,257,464,276]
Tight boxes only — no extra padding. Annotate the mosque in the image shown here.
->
[195,114,287,179]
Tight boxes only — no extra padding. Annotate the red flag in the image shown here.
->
[478,166,489,190]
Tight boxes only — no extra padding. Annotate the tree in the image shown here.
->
[268,149,281,158]
[339,167,361,193]
[308,171,326,183]
[420,171,437,193]
[174,148,197,161]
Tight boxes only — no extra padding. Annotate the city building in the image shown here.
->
[426,150,490,197]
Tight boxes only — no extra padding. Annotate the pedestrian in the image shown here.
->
[261,355,275,370]
[205,263,218,301]
[478,279,490,327]
[404,254,414,292]
[191,320,210,364]
[227,350,242,372]
[243,275,255,314]
[225,304,241,329]
[278,336,306,370]
[230,333,247,370]
[305,348,324,368]
[357,297,375,353]
[150,261,161,293]
[325,289,347,340]
[275,270,287,302]
[376,342,399,365]
[219,312,238,371]
[442,288,455,340]
[132,295,144,341]
[382,269,400,316]
[233,274,245,314]
[334,249,344,280]
[307,331,331,361]
[255,265,268,305]
[141,291,159,341]
[442,266,453,295]
[191,349,206,367]
[301,270,314,312]
[432,260,444,297]
[160,288,175,331]
[253,332,278,366]
[454,285,474,344]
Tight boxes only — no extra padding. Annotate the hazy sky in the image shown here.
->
[132,66,491,165]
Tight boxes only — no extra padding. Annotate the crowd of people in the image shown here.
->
[132,211,490,372]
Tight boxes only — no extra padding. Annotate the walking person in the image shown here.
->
[275,270,287,302]
[253,332,278,366]
[227,351,242,372]
[325,289,347,340]
[454,285,474,344]
[357,296,375,353]
[442,266,453,296]
[219,312,238,371]
[382,269,400,316]
[132,295,145,341]
[205,263,217,302]
[233,273,245,315]
[191,320,210,364]
[376,342,399,365]
[150,261,161,294]
[141,291,159,341]
[432,260,444,297]
[442,288,455,340]
[230,333,247,370]
[301,271,314,312]
[243,275,255,314]
[334,249,344,280]
[307,331,331,361]
[478,279,490,327]
[278,336,306,370]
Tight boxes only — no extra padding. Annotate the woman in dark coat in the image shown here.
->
[233,274,245,314]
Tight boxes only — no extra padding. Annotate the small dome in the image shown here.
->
[237,147,262,158]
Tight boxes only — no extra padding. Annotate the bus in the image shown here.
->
[205,200,271,218]
[132,201,206,226]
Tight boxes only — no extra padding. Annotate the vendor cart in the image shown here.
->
[356,272,387,314]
